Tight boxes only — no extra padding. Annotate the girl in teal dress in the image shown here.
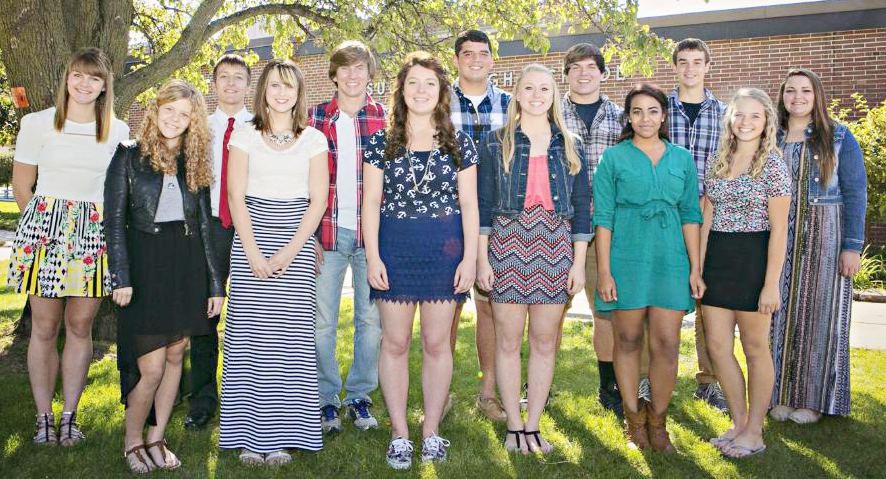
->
[593,83,703,453]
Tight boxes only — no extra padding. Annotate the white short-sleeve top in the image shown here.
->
[14,107,130,203]
[227,123,328,199]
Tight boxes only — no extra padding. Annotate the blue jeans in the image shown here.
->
[315,227,381,408]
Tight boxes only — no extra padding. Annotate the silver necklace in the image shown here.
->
[268,130,295,145]
[407,141,438,193]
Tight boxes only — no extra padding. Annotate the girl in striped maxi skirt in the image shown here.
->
[477,64,592,455]
[219,60,329,465]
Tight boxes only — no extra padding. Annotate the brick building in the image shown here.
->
[125,0,886,243]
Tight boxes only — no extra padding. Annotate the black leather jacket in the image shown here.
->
[103,141,225,297]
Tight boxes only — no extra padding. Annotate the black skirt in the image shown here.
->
[116,222,211,414]
[701,230,770,312]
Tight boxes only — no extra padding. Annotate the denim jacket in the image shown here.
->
[478,122,592,242]
[778,122,867,252]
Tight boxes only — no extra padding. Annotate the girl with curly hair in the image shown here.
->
[104,79,225,473]
[699,88,791,458]
[7,47,129,448]
[362,51,479,468]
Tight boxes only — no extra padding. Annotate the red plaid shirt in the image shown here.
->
[308,94,386,250]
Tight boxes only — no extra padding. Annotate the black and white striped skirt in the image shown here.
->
[219,196,321,453]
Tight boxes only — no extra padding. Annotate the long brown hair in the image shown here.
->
[53,47,116,142]
[498,64,581,175]
[712,88,781,179]
[136,80,212,192]
[252,60,308,136]
[777,68,835,184]
[384,51,461,166]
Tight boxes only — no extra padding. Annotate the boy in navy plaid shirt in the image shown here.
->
[448,30,511,423]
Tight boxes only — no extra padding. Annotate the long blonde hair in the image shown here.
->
[53,47,116,142]
[136,80,212,192]
[498,64,581,175]
[712,88,780,179]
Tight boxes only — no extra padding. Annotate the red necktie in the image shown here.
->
[219,117,236,228]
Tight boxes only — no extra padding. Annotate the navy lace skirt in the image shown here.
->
[372,214,468,304]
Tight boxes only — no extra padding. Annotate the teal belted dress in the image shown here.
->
[592,140,702,313]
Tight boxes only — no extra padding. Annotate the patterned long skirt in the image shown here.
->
[5,195,109,297]
[488,205,573,304]
[770,142,852,416]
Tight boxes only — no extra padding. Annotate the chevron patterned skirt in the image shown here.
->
[488,205,573,304]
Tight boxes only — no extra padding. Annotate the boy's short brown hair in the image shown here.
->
[328,40,377,84]
[672,38,712,64]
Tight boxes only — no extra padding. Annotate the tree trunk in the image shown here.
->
[0,0,131,340]
[0,0,132,117]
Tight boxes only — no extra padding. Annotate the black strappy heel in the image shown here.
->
[505,430,524,453]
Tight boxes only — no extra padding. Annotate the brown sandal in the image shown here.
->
[145,439,181,470]
[124,444,155,474]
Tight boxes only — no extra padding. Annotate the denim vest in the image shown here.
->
[778,122,867,252]
[478,122,592,241]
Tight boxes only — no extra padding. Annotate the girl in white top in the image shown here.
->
[219,60,329,465]
[6,48,129,447]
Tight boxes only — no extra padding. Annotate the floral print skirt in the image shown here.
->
[6,195,109,297]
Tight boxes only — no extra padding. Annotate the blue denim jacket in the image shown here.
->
[478,122,592,242]
[778,122,867,252]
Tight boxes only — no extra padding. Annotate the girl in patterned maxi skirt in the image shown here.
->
[768,68,867,424]
[476,64,592,455]
[7,47,129,448]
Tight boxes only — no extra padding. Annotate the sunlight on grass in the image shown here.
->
[4,433,22,458]
[782,439,848,477]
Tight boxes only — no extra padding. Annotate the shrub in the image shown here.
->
[833,94,886,223]
[855,245,886,290]
[0,149,12,186]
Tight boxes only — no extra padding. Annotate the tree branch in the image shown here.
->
[115,1,336,114]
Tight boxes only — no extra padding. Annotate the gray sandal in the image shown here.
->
[33,413,58,445]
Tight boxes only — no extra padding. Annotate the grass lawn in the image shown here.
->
[0,200,20,231]
[0,267,884,478]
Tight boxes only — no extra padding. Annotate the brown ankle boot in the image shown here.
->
[623,401,650,450]
[645,402,675,453]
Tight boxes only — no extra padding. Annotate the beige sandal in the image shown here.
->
[124,444,155,474]
[145,439,181,470]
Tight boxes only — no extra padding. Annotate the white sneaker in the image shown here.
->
[386,436,414,470]
[769,405,795,421]
[420,433,450,463]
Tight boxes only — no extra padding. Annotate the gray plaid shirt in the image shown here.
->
[561,93,623,222]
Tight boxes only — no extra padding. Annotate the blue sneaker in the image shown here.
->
[320,405,343,434]
[347,399,379,430]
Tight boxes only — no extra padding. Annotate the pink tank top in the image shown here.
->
[524,155,555,210]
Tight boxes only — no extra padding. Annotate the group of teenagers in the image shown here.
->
[7,28,867,473]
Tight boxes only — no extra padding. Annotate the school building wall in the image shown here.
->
[124,3,886,245]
